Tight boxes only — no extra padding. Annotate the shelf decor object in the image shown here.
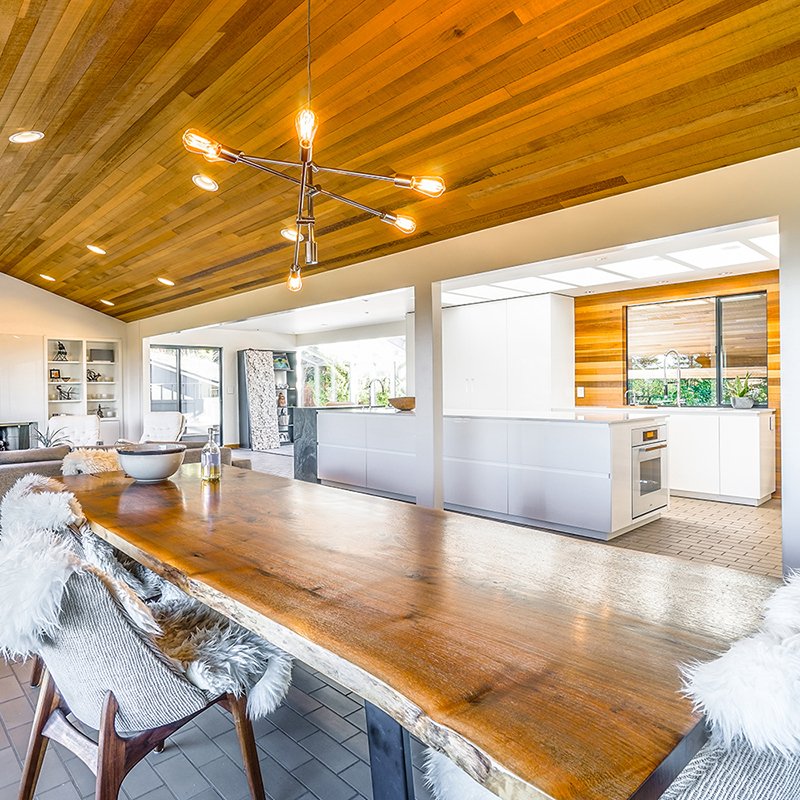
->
[181,0,444,294]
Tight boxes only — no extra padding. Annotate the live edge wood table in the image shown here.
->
[62,465,778,800]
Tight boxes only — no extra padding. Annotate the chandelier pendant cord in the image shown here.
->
[182,0,444,292]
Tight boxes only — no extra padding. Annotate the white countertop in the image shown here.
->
[315,407,667,425]
[569,405,776,416]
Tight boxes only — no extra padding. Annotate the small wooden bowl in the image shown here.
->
[388,396,415,412]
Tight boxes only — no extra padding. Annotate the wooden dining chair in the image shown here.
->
[0,475,292,800]
[18,569,278,800]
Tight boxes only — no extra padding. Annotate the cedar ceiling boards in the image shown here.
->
[1,0,799,321]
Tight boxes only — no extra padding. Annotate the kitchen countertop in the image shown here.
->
[571,405,775,416]
[315,407,667,425]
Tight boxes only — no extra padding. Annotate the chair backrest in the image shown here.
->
[47,415,101,447]
[140,412,186,443]
[39,569,211,733]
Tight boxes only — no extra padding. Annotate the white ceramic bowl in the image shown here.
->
[116,444,186,483]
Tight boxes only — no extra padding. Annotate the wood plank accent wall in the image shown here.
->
[574,270,781,493]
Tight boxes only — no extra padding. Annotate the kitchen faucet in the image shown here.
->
[663,349,685,406]
[624,389,638,406]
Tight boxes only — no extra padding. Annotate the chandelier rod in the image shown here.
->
[306,0,312,107]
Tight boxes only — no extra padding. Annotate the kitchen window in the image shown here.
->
[626,292,767,407]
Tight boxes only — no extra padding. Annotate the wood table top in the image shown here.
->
[62,465,778,800]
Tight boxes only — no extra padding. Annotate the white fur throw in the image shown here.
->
[682,572,800,756]
[0,522,78,659]
[425,750,497,800]
[0,474,292,720]
[62,448,120,476]
[0,473,83,532]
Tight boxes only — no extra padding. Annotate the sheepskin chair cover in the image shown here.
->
[152,596,293,720]
[682,573,800,756]
[61,447,120,476]
[0,473,83,531]
[424,750,498,800]
[0,474,292,722]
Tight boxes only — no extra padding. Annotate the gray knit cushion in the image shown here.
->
[0,446,69,465]
[662,739,800,800]
[39,571,211,733]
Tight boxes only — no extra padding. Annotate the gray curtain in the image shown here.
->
[242,350,280,451]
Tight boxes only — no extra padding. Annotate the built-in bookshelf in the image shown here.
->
[273,351,297,444]
[46,338,122,444]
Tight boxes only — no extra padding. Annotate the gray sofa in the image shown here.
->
[0,443,251,500]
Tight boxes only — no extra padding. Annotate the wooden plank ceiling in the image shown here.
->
[1,0,799,322]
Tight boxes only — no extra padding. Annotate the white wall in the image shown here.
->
[146,328,296,445]
[0,273,126,432]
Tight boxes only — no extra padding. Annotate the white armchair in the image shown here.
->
[47,415,101,447]
[140,411,186,443]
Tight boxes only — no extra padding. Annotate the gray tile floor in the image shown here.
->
[0,658,434,800]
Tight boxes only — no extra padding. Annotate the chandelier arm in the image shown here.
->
[238,157,303,186]
[292,161,312,267]
[316,186,388,218]
[243,155,303,169]
[312,164,395,183]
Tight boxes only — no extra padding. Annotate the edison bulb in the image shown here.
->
[295,109,319,148]
[182,129,221,160]
[393,215,416,234]
[410,176,445,198]
[287,269,303,292]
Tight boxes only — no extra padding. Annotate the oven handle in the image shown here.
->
[640,443,668,452]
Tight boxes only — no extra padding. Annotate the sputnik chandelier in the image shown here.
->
[182,0,445,293]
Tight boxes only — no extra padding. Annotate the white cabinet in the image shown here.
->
[441,295,574,414]
[719,413,775,503]
[443,302,507,411]
[506,294,575,413]
[444,417,508,513]
[318,412,416,499]
[668,414,720,495]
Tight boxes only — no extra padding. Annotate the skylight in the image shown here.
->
[749,234,779,257]
[491,275,575,293]
[540,267,629,287]
[668,242,769,269]
[447,285,527,301]
[602,256,694,279]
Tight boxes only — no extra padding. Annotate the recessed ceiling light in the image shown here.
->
[667,242,768,269]
[86,244,106,255]
[192,174,218,192]
[280,227,304,242]
[100,299,115,307]
[749,234,779,257]
[540,267,628,287]
[447,285,526,301]
[603,256,694,279]
[491,275,575,293]
[9,130,44,144]
[157,277,175,286]
[39,273,55,282]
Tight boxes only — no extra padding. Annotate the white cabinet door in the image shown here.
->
[366,451,416,497]
[317,412,366,448]
[668,414,720,494]
[444,459,508,513]
[507,296,551,413]
[318,445,366,487]
[719,415,764,499]
[443,302,507,411]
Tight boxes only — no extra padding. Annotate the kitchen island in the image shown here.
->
[316,408,669,540]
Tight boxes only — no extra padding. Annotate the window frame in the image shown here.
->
[624,290,768,408]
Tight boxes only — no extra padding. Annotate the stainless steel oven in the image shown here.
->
[631,424,668,519]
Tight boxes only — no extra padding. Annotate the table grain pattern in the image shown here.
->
[61,465,778,800]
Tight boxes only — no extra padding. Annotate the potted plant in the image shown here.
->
[730,373,756,409]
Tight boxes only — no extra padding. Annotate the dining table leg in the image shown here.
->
[365,701,416,800]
